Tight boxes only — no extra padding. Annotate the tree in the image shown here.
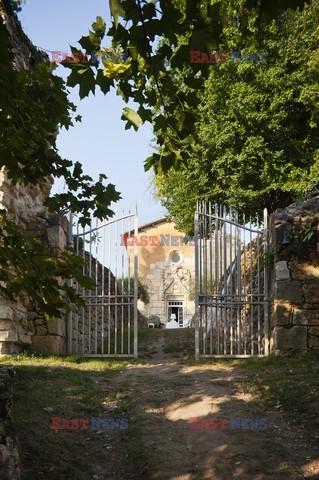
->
[153,0,319,232]
[64,0,310,176]
[0,1,120,317]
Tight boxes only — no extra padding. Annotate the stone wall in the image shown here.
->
[70,249,116,354]
[0,211,69,356]
[0,1,69,357]
[0,367,20,480]
[269,195,319,353]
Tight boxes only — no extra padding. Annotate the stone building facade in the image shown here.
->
[127,219,196,326]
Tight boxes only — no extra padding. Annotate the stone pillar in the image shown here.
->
[269,196,319,353]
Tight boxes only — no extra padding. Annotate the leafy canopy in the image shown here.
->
[0,5,120,317]
[64,0,309,175]
[153,0,319,232]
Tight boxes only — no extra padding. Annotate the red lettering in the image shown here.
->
[209,418,219,429]
[219,419,228,429]
[51,51,61,63]
[219,53,228,63]
[190,417,202,429]
[190,51,201,63]
[67,53,76,64]
[139,235,148,246]
[201,419,210,429]
[80,52,89,64]
[72,52,80,63]
[61,52,68,63]
[61,418,71,429]
[201,52,210,64]
[51,417,62,429]
[120,233,130,246]
[149,236,158,246]
[131,236,139,246]
[210,53,218,64]
[70,418,80,429]
[79,419,89,430]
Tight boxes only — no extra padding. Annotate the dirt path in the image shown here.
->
[104,330,318,480]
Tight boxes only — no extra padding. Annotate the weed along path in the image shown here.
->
[1,330,318,480]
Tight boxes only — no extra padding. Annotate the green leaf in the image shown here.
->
[121,107,142,131]
[109,0,125,29]
[92,16,106,37]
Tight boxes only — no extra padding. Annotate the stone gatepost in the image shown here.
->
[269,196,319,354]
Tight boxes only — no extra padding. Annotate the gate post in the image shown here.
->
[194,207,200,360]
[133,207,138,359]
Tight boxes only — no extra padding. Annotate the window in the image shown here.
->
[171,253,180,263]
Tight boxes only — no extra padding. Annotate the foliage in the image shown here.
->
[0,5,121,317]
[154,0,319,231]
[65,0,309,175]
[0,13,120,226]
[148,314,160,326]
[302,224,317,243]
[0,210,92,318]
[117,276,150,304]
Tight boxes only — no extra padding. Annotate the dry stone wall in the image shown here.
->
[269,195,319,353]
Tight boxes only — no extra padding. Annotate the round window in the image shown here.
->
[171,253,180,263]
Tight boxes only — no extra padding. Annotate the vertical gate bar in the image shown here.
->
[233,214,237,351]
[257,218,261,354]
[89,228,92,354]
[108,222,111,354]
[223,207,227,354]
[82,227,85,355]
[194,205,200,360]
[75,225,79,354]
[127,209,131,355]
[229,210,233,355]
[95,218,98,354]
[200,205,204,354]
[115,211,118,354]
[209,202,213,355]
[219,206,223,354]
[102,220,105,355]
[133,206,138,359]
[215,204,219,355]
[250,217,254,355]
[67,214,73,354]
[121,210,124,354]
[236,213,241,354]
[263,208,269,355]
[243,215,247,354]
[203,203,207,355]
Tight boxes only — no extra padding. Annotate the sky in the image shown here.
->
[18,0,167,228]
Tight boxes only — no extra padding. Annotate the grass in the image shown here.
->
[162,328,194,355]
[0,353,132,480]
[1,347,318,478]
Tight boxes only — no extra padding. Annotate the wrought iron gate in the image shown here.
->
[194,203,269,359]
[67,209,138,358]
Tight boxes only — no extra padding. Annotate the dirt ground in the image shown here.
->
[97,329,319,480]
[8,328,318,480]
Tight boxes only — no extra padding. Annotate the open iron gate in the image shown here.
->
[195,203,269,359]
[67,209,138,358]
